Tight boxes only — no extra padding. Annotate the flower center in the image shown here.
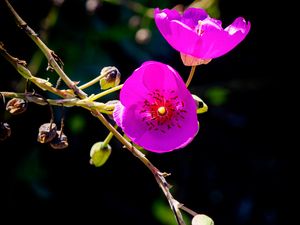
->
[196,20,204,35]
[140,89,186,133]
[157,106,166,116]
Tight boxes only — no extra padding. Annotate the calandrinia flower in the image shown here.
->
[154,8,251,66]
[113,61,198,153]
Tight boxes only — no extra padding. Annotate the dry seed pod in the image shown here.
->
[50,131,68,149]
[0,122,11,141]
[6,98,28,115]
[37,123,57,143]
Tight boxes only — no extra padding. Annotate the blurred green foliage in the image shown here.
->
[68,114,86,134]
[205,87,229,106]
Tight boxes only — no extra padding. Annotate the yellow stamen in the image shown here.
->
[157,106,166,115]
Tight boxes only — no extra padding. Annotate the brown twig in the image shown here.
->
[4,0,87,99]
[0,43,75,99]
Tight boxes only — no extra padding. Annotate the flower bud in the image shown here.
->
[50,131,68,149]
[89,142,112,167]
[37,123,57,143]
[0,122,11,141]
[192,94,208,114]
[6,98,28,115]
[192,214,214,225]
[100,66,121,90]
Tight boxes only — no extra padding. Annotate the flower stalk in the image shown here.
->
[90,84,123,101]
[186,66,197,87]
[79,69,113,90]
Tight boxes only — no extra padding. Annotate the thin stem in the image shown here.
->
[102,131,115,148]
[79,76,102,90]
[0,44,74,98]
[90,84,123,101]
[186,66,197,87]
[0,92,116,115]
[59,106,65,138]
[4,0,87,99]
[48,103,54,124]
[29,4,62,74]
[179,205,198,217]
[0,93,5,106]
[79,73,107,90]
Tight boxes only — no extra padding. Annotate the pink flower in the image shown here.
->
[113,61,198,153]
[154,8,251,66]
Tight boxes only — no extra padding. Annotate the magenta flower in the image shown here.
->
[154,8,251,66]
[113,61,198,153]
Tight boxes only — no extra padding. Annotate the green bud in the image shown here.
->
[192,214,214,225]
[6,98,28,115]
[90,142,112,167]
[192,94,208,114]
[99,66,121,90]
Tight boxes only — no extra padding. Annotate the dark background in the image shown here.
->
[0,0,289,224]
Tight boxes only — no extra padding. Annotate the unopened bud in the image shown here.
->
[192,214,214,225]
[89,142,112,167]
[192,94,208,114]
[37,123,57,143]
[100,66,121,90]
[6,98,28,115]
[50,131,68,149]
[0,122,11,141]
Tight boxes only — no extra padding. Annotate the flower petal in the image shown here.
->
[120,61,185,106]
[112,101,125,128]
[114,61,199,153]
[181,7,208,28]
[154,7,251,60]
[134,92,199,153]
